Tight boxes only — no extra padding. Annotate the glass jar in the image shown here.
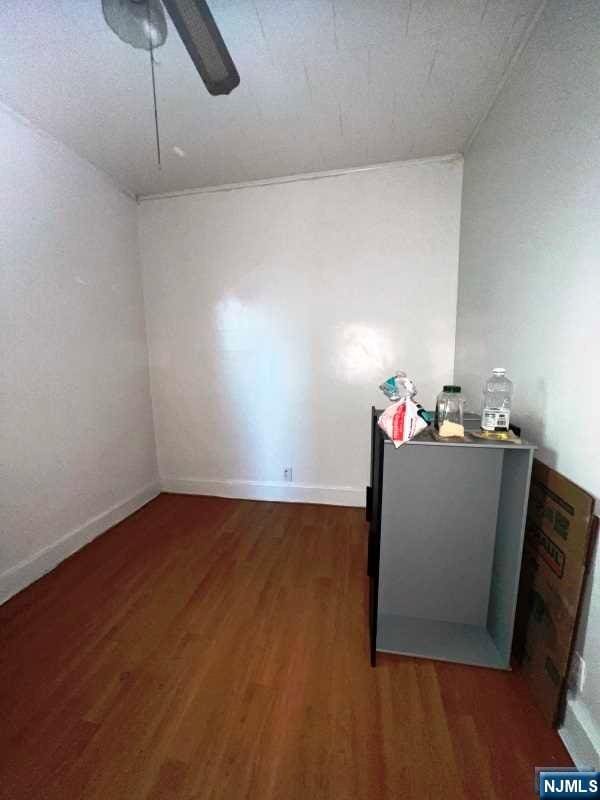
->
[435,385,465,438]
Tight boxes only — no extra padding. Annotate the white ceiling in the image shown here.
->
[0,0,543,197]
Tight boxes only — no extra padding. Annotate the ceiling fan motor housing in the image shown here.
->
[102,0,168,51]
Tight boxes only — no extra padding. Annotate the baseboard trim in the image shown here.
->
[161,477,365,508]
[559,696,600,769]
[0,482,160,605]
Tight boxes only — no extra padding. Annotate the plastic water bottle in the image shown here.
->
[481,368,513,432]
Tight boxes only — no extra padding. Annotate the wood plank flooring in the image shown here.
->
[0,494,571,799]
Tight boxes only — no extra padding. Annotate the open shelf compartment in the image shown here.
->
[371,431,535,670]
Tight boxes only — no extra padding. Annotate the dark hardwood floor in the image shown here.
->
[0,494,571,799]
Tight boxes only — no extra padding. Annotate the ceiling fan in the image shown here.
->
[102,0,240,165]
[103,0,239,95]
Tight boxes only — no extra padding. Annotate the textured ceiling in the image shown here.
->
[0,0,543,197]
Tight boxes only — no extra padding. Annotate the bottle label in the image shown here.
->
[482,409,510,431]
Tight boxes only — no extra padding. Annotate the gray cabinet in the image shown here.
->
[367,409,535,669]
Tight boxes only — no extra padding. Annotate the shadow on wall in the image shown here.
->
[515,378,557,469]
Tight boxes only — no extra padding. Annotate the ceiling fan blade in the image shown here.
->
[161,0,240,96]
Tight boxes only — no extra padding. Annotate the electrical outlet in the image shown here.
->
[569,653,586,694]
[283,467,293,482]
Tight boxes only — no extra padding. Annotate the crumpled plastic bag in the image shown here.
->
[378,397,427,448]
[379,370,417,402]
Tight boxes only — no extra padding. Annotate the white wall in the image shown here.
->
[0,104,159,603]
[139,158,463,505]
[454,0,600,767]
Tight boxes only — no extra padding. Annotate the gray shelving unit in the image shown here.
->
[367,411,535,670]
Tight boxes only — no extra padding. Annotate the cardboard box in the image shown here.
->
[513,460,597,726]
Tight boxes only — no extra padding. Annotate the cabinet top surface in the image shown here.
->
[378,425,536,451]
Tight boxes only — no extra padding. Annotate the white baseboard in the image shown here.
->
[0,482,160,605]
[161,477,365,508]
[560,696,600,769]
